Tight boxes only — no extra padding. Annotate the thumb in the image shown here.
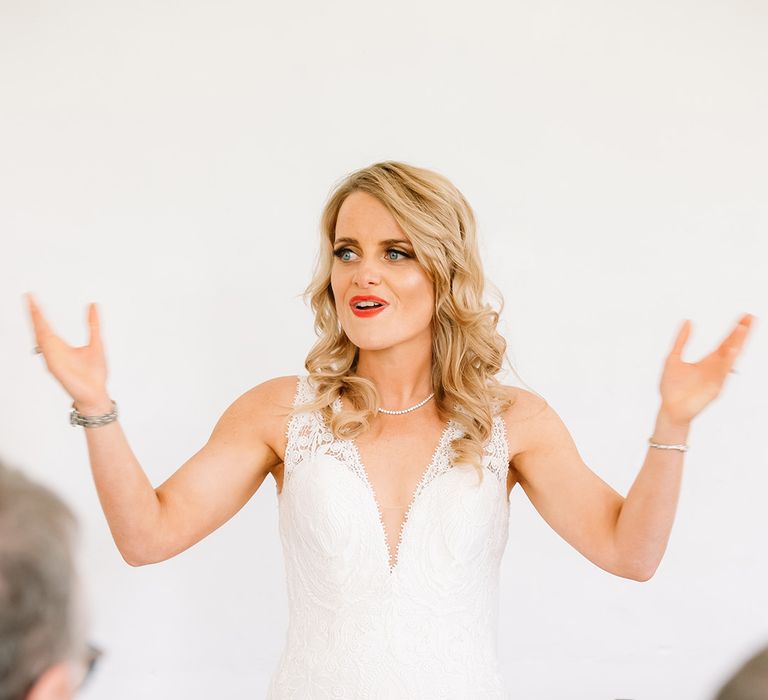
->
[87,302,102,349]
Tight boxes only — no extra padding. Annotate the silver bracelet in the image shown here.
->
[70,400,119,428]
[648,438,688,452]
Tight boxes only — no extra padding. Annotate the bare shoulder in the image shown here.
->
[497,384,550,475]
[215,374,300,464]
[498,384,590,491]
[498,384,549,440]
[241,374,300,410]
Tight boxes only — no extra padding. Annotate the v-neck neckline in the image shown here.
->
[333,394,454,575]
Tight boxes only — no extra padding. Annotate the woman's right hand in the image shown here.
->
[25,292,111,412]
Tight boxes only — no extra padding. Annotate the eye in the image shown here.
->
[332,247,411,263]
[333,247,355,262]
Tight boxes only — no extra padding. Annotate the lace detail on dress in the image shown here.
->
[282,376,510,572]
[283,375,334,488]
[481,407,510,482]
[270,374,513,699]
[333,397,459,574]
[283,375,509,485]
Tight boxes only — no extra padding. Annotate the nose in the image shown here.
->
[351,257,382,288]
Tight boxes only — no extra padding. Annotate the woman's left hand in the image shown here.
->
[659,313,756,425]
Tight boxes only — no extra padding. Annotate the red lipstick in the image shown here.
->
[349,295,389,318]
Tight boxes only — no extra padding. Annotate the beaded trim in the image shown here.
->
[283,375,511,573]
[339,404,457,574]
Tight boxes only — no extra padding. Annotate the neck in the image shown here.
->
[353,338,433,410]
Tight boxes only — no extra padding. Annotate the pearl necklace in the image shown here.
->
[378,392,435,415]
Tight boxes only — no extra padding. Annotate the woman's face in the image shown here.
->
[330,191,434,352]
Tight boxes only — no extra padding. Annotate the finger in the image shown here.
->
[669,319,691,359]
[719,313,755,361]
[25,293,57,345]
[720,313,753,352]
[87,302,102,349]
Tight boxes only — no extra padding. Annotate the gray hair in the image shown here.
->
[715,644,768,700]
[0,458,82,700]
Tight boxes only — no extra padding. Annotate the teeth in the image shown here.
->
[356,301,383,308]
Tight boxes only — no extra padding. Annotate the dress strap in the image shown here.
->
[283,374,340,488]
[482,414,510,482]
[283,375,315,481]
[283,376,509,486]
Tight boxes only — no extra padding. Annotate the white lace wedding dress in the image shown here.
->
[267,375,512,699]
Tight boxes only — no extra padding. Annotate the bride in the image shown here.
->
[25,160,754,698]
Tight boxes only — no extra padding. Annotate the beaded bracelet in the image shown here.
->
[70,400,119,428]
[648,438,688,452]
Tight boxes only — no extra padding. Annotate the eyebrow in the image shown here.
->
[333,237,413,247]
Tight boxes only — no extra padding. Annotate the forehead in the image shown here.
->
[334,191,409,243]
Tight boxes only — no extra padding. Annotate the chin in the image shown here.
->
[345,331,403,351]
[349,339,397,352]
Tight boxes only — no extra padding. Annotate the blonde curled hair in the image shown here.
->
[295,160,527,484]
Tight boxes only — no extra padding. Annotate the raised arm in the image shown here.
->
[25,293,295,566]
[508,313,754,581]
[148,376,294,564]
[79,376,293,566]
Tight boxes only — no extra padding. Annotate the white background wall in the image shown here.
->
[2,1,766,698]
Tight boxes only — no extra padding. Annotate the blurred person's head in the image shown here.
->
[715,644,768,700]
[0,459,94,700]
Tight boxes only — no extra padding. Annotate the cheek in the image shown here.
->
[402,273,434,312]
[329,268,344,299]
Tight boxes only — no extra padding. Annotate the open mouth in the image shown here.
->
[349,298,389,317]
